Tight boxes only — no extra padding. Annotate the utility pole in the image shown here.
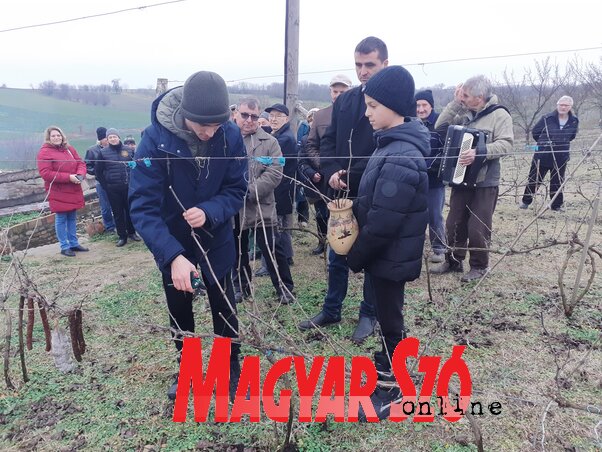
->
[155,78,168,98]
[284,0,300,134]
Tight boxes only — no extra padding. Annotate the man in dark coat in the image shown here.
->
[128,71,248,402]
[298,36,389,344]
[298,74,352,255]
[95,128,139,246]
[415,90,446,262]
[520,95,579,211]
[85,126,115,232]
[267,103,297,265]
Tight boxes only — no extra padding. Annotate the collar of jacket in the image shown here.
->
[422,110,439,127]
[272,121,291,137]
[244,127,271,155]
[248,126,271,141]
[547,110,575,122]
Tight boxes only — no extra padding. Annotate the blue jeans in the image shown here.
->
[55,210,80,250]
[96,182,115,231]
[322,247,376,320]
[427,186,446,254]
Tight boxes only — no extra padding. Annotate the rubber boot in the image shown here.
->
[358,356,401,422]
[229,356,241,403]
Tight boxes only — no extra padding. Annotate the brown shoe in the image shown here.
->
[430,261,463,274]
[460,267,488,282]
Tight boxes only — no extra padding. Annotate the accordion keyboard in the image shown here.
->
[452,133,474,184]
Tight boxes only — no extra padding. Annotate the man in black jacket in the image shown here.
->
[268,103,298,265]
[298,75,352,255]
[520,95,579,212]
[298,36,389,343]
[84,126,115,232]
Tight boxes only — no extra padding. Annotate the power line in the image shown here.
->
[1,1,600,85]
[410,46,602,66]
[0,0,187,33]
[178,46,602,85]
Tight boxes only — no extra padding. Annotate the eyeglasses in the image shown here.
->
[238,112,260,122]
[557,104,572,107]
[268,113,287,120]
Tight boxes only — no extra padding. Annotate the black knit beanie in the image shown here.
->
[96,126,107,140]
[415,89,435,109]
[364,66,416,117]
[180,71,230,124]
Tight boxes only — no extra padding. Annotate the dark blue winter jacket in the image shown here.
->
[532,110,579,168]
[320,86,377,198]
[347,120,430,282]
[420,110,445,189]
[95,143,134,190]
[273,122,298,215]
[128,89,247,284]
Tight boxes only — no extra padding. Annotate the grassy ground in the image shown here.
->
[0,148,601,451]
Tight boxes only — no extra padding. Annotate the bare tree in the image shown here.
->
[560,56,592,117]
[496,57,569,142]
[578,57,602,122]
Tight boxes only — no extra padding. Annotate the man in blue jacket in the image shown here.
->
[298,36,389,343]
[128,71,248,401]
[415,90,446,262]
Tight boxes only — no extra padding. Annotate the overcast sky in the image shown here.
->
[1,0,600,91]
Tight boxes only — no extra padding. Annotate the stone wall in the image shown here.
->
[0,168,98,209]
[0,169,46,208]
[1,201,101,254]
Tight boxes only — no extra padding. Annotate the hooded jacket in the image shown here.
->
[532,110,578,167]
[37,143,86,213]
[346,120,430,281]
[128,87,247,283]
[435,95,514,187]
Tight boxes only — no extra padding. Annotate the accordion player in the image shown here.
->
[439,125,488,187]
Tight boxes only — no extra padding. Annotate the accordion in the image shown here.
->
[439,125,487,187]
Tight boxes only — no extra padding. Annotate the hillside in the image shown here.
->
[0,88,153,169]
[0,88,322,170]
[0,88,152,136]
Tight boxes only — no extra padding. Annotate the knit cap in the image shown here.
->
[96,127,107,140]
[415,89,435,109]
[364,65,416,117]
[180,71,230,124]
[105,128,120,139]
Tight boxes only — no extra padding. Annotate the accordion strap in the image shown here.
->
[468,104,510,125]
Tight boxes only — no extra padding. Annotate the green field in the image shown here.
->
[0,88,323,170]
[0,88,152,170]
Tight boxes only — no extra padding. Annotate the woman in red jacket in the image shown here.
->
[37,126,88,257]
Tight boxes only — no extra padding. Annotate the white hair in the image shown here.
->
[557,95,573,105]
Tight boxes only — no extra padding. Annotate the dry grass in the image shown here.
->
[0,144,600,451]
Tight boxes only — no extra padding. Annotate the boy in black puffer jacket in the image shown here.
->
[346,66,430,421]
